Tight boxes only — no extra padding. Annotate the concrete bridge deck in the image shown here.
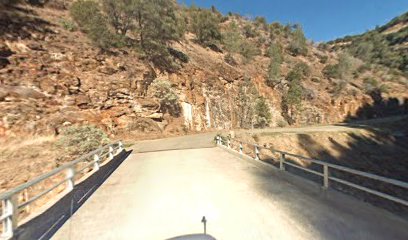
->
[50,139,408,240]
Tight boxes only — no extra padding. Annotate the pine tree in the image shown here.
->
[71,0,184,68]
[282,69,303,124]
[266,43,283,87]
[70,0,120,49]
[254,97,271,128]
[288,25,308,56]
[223,22,242,53]
[236,78,258,128]
[190,8,222,46]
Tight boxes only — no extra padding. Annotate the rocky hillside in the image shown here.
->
[1,1,407,139]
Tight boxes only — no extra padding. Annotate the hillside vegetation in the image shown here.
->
[327,12,408,75]
[1,1,407,141]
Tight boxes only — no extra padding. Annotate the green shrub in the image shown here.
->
[378,84,389,94]
[337,53,355,79]
[254,97,271,128]
[57,125,109,157]
[287,68,303,82]
[244,24,258,38]
[59,18,77,31]
[266,61,280,87]
[356,63,371,74]
[236,78,259,128]
[269,22,284,39]
[149,79,180,116]
[294,62,311,77]
[332,80,348,96]
[363,77,389,94]
[168,47,189,63]
[288,25,308,56]
[319,55,328,64]
[277,119,288,127]
[190,9,222,46]
[256,36,268,46]
[70,0,121,49]
[284,80,303,107]
[240,41,261,61]
[222,22,260,62]
[323,64,339,79]
[71,0,182,70]
[254,16,268,30]
[281,68,303,124]
[266,43,283,87]
[323,53,355,80]
[222,22,242,53]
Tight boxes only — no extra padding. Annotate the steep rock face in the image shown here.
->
[1,5,407,138]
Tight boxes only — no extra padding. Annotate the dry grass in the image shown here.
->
[0,135,59,193]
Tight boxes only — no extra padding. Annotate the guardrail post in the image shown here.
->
[323,164,329,189]
[2,195,18,238]
[227,139,230,148]
[93,153,100,171]
[239,143,243,154]
[116,141,123,154]
[108,146,114,160]
[280,153,285,170]
[254,146,260,160]
[66,167,75,192]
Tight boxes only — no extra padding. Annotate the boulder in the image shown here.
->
[27,42,44,51]
[63,77,81,95]
[126,117,162,133]
[39,78,56,94]
[146,112,163,121]
[75,94,91,109]
[137,98,160,111]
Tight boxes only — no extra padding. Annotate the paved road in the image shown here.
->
[130,132,217,153]
[51,145,408,239]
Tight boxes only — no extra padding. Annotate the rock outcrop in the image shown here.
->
[1,4,407,138]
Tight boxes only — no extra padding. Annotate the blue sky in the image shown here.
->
[180,0,408,42]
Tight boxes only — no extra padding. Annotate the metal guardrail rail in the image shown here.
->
[216,136,408,207]
[0,141,124,239]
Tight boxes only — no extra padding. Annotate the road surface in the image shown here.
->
[51,137,408,240]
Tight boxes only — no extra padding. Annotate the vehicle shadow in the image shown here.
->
[13,150,133,240]
[166,233,217,240]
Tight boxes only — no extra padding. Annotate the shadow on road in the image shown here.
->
[14,150,132,240]
[223,148,408,240]
[166,234,216,240]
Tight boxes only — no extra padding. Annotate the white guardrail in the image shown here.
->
[0,141,124,239]
[216,136,408,207]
